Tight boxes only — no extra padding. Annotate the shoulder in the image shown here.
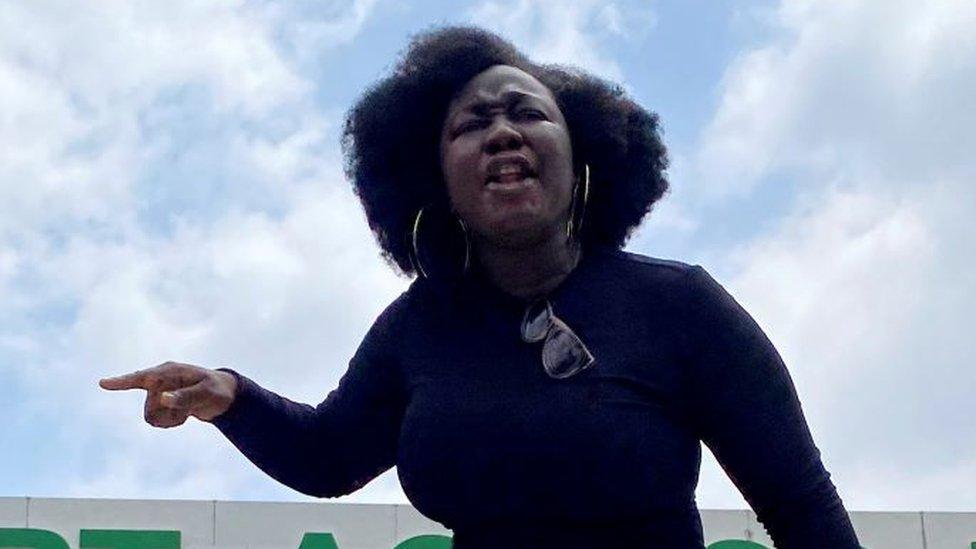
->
[594,247,702,288]
[590,247,735,311]
[603,248,697,273]
[357,285,418,351]
[351,284,433,368]
[370,277,452,335]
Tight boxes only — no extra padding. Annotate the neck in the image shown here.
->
[473,231,581,301]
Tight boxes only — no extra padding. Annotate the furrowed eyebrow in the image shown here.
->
[464,90,543,116]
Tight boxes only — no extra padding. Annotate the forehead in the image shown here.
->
[448,65,556,111]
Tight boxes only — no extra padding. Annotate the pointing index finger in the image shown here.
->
[99,371,149,391]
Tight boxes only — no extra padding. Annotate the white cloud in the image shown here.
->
[52,187,406,501]
[0,0,309,246]
[0,0,409,504]
[465,0,650,81]
[689,0,976,510]
[256,0,381,64]
[695,0,976,199]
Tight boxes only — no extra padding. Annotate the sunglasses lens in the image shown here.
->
[542,327,595,379]
[521,300,551,342]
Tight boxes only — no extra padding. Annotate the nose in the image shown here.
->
[483,118,524,155]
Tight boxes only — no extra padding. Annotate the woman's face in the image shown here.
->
[440,64,575,249]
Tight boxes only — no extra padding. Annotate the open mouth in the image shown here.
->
[485,156,538,187]
[488,170,534,185]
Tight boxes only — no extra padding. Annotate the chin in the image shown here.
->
[480,218,555,250]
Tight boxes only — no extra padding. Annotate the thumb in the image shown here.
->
[159,381,208,412]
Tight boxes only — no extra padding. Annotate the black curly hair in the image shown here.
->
[342,26,669,276]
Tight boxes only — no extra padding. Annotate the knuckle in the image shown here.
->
[144,374,161,390]
[158,360,185,373]
[163,409,187,428]
[145,411,160,426]
[199,375,216,392]
[171,393,188,410]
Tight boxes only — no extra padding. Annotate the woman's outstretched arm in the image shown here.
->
[680,266,860,548]
[211,323,405,497]
[101,292,409,498]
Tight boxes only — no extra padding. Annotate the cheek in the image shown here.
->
[441,145,482,203]
[530,124,573,168]
[444,176,473,213]
[535,134,575,196]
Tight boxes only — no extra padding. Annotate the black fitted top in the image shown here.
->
[213,247,860,548]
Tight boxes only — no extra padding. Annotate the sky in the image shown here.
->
[1,0,974,512]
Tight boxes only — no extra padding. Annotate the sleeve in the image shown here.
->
[210,294,408,498]
[680,266,860,548]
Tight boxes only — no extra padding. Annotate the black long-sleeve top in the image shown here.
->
[213,246,860,548]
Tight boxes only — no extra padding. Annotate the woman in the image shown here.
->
[101,27,860,548]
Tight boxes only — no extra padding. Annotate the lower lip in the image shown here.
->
[485,176,536,193]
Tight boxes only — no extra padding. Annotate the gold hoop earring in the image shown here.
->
[410,206,471,280]
[566,164,590,242]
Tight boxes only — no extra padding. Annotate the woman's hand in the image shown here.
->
[99,361,238,427]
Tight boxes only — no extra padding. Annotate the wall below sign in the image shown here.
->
[1,498,974,548]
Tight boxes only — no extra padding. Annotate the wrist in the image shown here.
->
[207,368,240,422]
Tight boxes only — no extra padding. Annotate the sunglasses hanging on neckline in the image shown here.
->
[520,299,595,379]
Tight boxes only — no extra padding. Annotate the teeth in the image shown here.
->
[498,165,522,175]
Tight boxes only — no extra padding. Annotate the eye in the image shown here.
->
[453,118,487,137]
[516,108,547,121]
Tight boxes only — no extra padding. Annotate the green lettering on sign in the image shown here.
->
[708,541,770,549]
[298,533,339,549]
[0,528,70,549]
[80,529,179,549]
[394,535,452,549]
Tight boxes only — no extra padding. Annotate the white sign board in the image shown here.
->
[0,498,974,548]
